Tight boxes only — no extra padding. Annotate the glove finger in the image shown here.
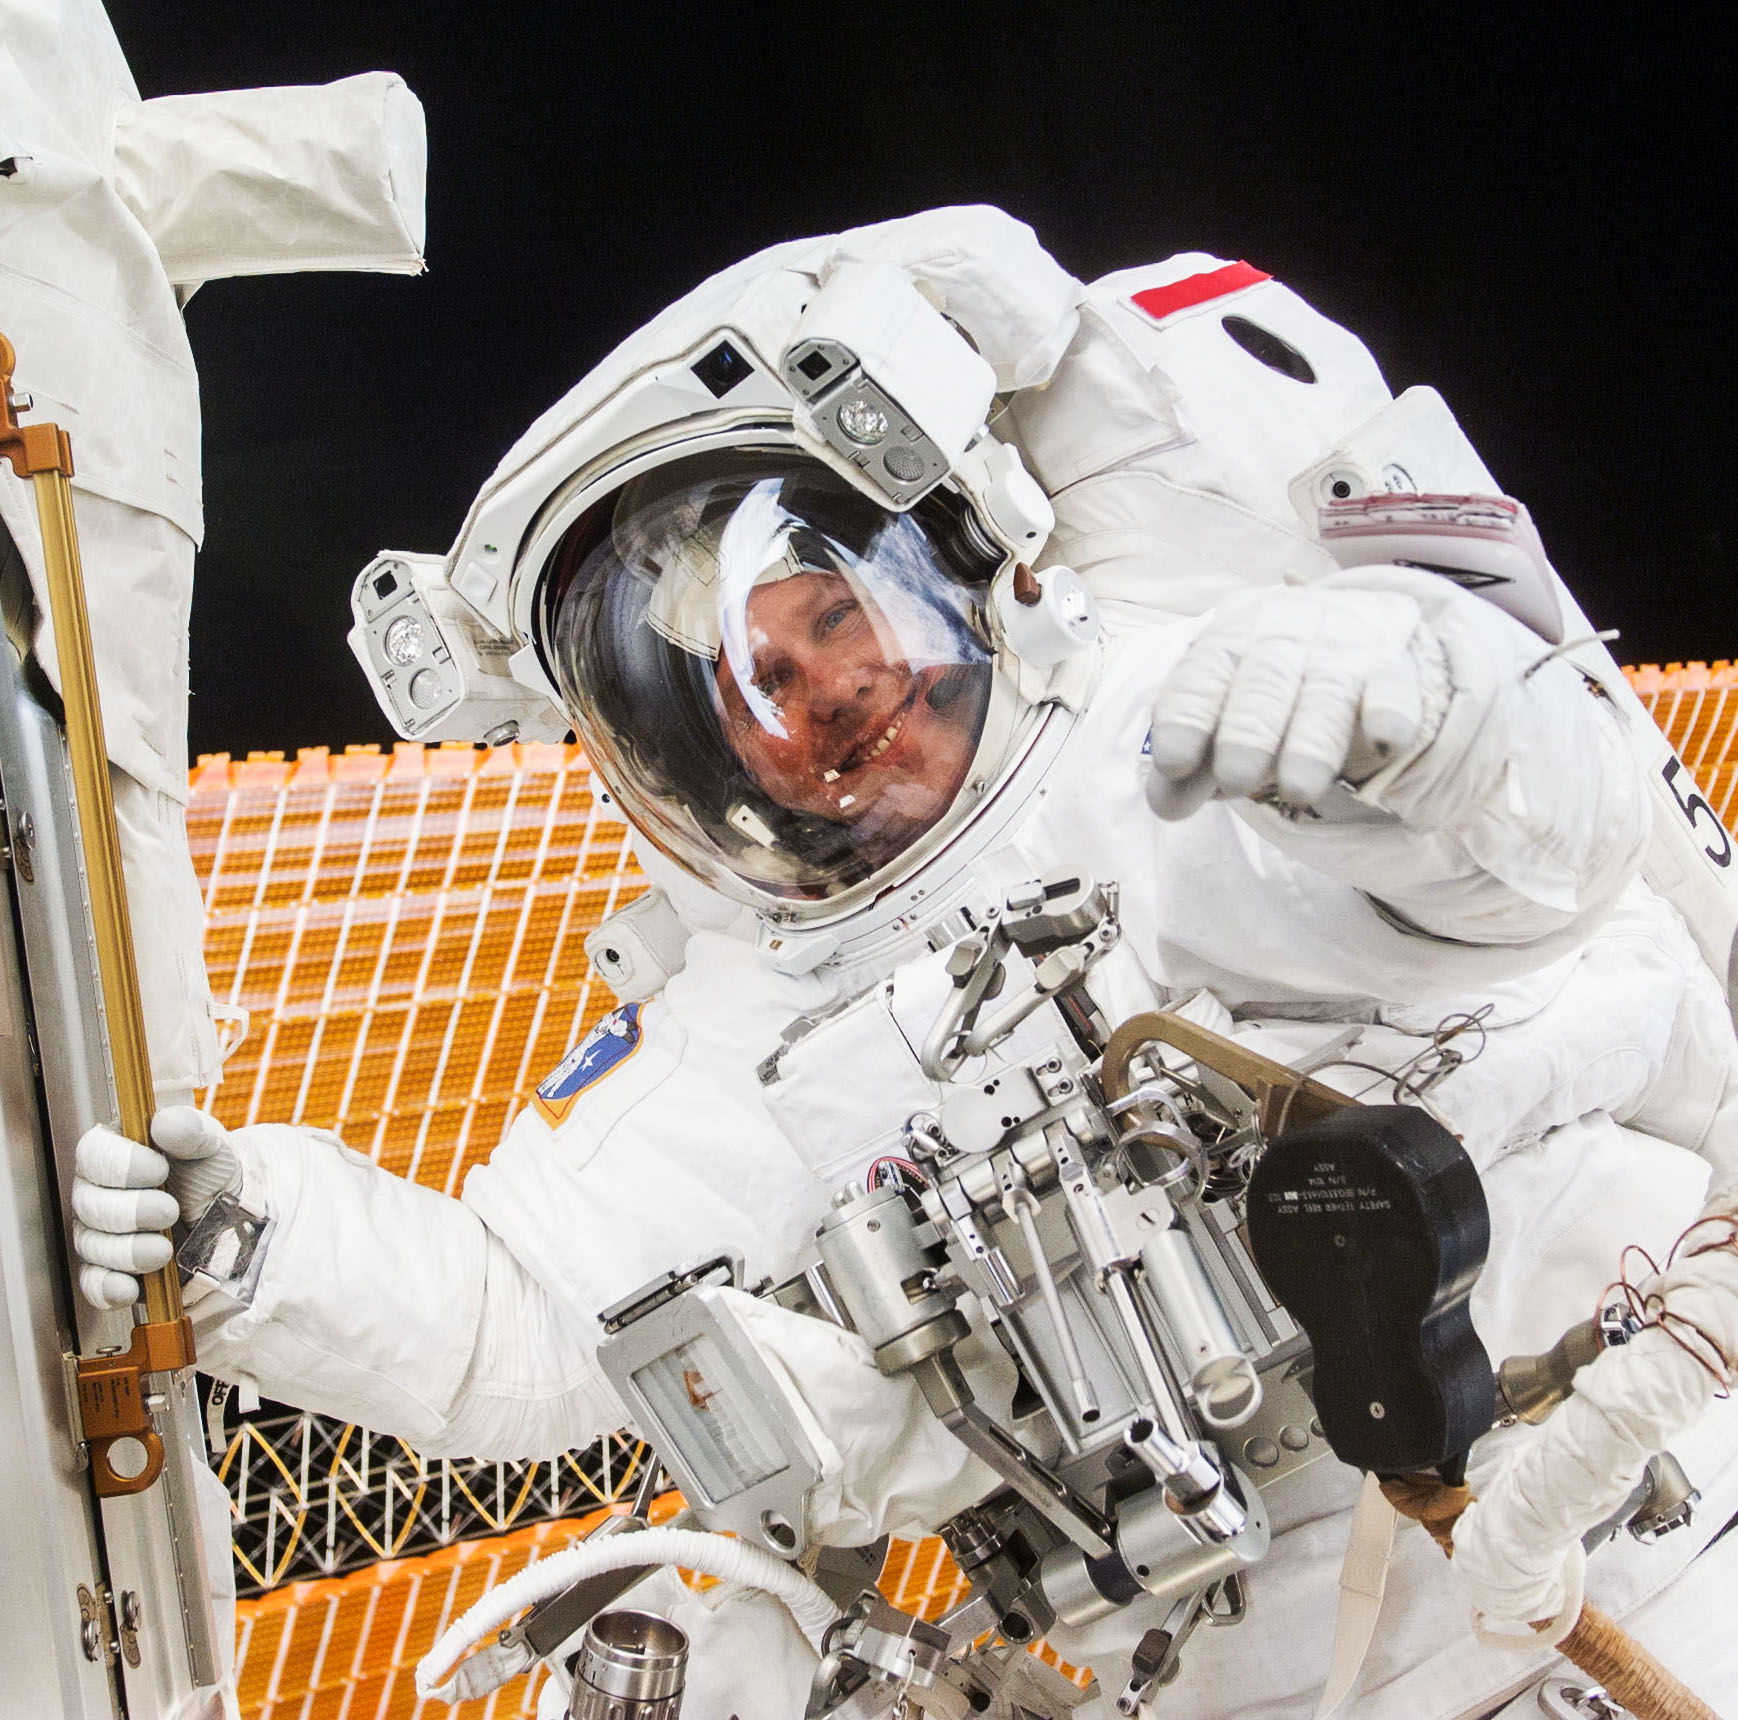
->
[1212,631,1313,797]
[74,1221,173,1274]
[1358,650,1424,757]
[152,1105,227,1163]
[1148,626,1246,779]
[75,1125,169,1190]
[1145,760,1220,822]
[1275,663,1364,806]
[72,1179,180,1234]
[79,1264,141,1311]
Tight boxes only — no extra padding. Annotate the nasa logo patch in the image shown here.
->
[532,1002,645,1127]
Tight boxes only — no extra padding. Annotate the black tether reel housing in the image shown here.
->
[1246,1105,1496,1480]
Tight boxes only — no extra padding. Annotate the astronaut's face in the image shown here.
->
[549,450,1000,902]
[714,569,980,856]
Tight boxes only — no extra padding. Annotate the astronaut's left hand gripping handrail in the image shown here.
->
[0,332,194,1498]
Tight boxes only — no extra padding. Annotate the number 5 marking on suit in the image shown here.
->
[1663,756,1733,868]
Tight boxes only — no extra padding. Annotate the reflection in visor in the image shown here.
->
[546,453,998,902]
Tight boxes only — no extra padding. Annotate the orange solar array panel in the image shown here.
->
[198,662,1738,1716]
[190,741,644,1192]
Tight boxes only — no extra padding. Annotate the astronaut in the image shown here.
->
[72,209,1738,1715]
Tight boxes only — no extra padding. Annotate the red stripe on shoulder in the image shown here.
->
[1130,261,1272,323]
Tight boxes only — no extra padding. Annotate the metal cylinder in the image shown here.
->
[1123,1418,1246,1544]
[1040,1469,1273,1629]
[568,1610,687,1720]
[815,1184,961,1366]
[1117,1475,1268,1604]
[1496,1316,1605,1424]
[1037,1542,1141,1629]
[1139,1226,1261,1427]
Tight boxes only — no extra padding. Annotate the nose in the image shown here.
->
[800,652,877,728]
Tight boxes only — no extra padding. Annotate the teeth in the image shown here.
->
[827,713,906,783]
[867,719,902,761]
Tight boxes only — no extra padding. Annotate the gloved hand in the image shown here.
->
[1453,1196,1738,1637]
[73,1106,242,1310]
[1452,1501,1587,1649]
[1146,581,1448,820]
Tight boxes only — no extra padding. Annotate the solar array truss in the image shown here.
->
[189,662,1738,1714]
[208,1393,656,1595]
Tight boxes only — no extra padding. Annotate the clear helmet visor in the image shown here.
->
[543,451,1005,904]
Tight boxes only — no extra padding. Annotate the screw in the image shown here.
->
[12,812,35,884]
[1369,1402,1386,1420]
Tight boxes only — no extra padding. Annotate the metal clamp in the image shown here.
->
[1114,1599,1196,1716]
[922,874,1117,1080]
[806,1591,950,1720]
[74,1316,195,1496]
[598,1253,743,1335]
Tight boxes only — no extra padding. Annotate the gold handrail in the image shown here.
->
[1,330,192,1496]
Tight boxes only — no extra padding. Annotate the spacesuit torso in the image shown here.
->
[449,624,1737,1719]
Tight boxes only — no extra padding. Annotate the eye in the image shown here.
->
[817,599,861,638]
[753,666,787,700]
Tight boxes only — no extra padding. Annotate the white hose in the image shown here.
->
[416,1526,839,1702]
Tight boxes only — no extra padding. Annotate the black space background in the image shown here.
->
[104,2,1735,764]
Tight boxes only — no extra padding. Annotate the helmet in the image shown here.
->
[541,448,1020,907]
[350,241,1098,928]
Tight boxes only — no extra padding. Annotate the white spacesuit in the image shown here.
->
[75,209,1738,1717]
[4,9,429,1713]
[0,0,429,1108]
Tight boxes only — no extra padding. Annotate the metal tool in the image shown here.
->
[569,1610,688,1720]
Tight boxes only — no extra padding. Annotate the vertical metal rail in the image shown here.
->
[2,333,221,1705]
[0,332,194,1500]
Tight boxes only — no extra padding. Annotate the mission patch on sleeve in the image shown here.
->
[532,1001,645,1127]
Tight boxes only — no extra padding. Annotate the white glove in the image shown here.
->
[73,1107,241,1310]
[1452,1500,1587,1649]
[1147,582,1446,819]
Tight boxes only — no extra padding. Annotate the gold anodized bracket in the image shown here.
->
[1,331,193,1497]
[1100,1010,1354,1135]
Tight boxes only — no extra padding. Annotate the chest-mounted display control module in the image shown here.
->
[453,871,1672,1718]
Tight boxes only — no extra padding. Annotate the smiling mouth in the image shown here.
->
[818,692,917,784]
